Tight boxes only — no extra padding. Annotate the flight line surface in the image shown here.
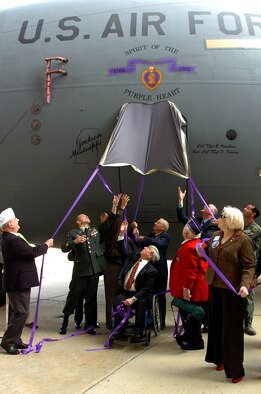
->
[0,248,261,394]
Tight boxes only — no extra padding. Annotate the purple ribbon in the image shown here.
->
[133,176,145,251]
[133,176,145,221]
[23,165,101,354]
[172,310,184,340]
[108,58,196,76]
[189,178,216,219]
[196,243,239,296]
[97,172,114,195]
[52,164,101,238]
[104,302,133,348]
[22,254,46,354]
[189,179,195,217]
[124,208,128,250]
[22,326,97,354]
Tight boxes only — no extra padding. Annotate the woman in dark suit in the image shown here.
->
[203,206,256,383]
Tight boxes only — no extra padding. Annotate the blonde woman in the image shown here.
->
[204,206,256,383]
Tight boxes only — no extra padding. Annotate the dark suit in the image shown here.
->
[0,234,5,306]
[138,232,170,329]
[1,232,48,345]
[176,206,218,239]
[102,209,126,329]
[114,242,158,333]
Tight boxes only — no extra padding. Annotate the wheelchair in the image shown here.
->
[109,294,161,346]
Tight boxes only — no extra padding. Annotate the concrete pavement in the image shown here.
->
[0,248,261,394]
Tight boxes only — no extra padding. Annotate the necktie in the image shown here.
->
[17,233,30,244]
[125,258,142,290]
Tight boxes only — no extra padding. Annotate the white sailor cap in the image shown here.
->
[0,208,16,228]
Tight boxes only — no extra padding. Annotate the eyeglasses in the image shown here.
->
[220,214,227,219]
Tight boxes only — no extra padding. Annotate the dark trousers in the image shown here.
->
[63,274,99,326]
[104,264,121,328]
[0,263,5,306]
[113,292,148,333]
[2,289,30,344]
[74,289,85,325]
[205,285,245,379]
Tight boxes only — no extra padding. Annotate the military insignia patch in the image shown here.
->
[141,66,162,90]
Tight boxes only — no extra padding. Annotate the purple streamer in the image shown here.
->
[124,208,128,250]
[133,176,145,251]
[189,178,195,217]
[104,302,133,348]
[189,178,216,219]
[22,254,46,354]
[172,310,184,339]
[196,243,238,296]
[133,176,145,221]
[23,327,97,354]
[52,164,101,238]
[23,165,101,354]
[97,172,114,195]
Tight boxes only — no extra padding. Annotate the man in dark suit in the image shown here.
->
[113,224,159,342]
[0,208,53,355]
[0,232,5,307]
[101,194,132,330]
[177,187,218,239]
[133,218,170,330]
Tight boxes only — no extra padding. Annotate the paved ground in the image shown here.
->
[0,248,261,394]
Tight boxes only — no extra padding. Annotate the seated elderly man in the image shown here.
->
[112,222,159,342]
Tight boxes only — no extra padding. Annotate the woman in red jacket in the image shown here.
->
[169,217,209,350]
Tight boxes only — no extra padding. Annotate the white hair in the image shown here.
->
[222,206,244,231]
[148,245,160,262]
[159,218,169,232]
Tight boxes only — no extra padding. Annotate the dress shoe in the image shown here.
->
[245,326,256,335]
[232,377,243,383]
[74,323,82,329]
[15,339,29,349]
[176,334,189,348]
[180,341,204,350]
[1,341,20,355]
[130,331,144,343]
[216,364,224,371]
[59,315,69,335]
[84,326,96,335]
[84,322,99,329]
[59,327,67,335]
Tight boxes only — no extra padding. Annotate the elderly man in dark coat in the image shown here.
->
[0,208,53,355]
[112,222,159,342]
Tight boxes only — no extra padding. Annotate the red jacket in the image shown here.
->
[169,239,208,302]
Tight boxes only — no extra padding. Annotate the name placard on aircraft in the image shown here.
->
[206,39,261,49]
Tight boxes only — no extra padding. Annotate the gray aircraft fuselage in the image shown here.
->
[0,0,260,254]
